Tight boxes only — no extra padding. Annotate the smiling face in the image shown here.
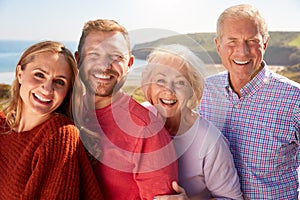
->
[215,17,268,87]
[146,57,193,119]
[78,31,134,99]
[17,52,71,118]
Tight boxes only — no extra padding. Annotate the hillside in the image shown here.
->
[1,32,300,106]
[0,84,10,109]
[132,31,300,67]
[132,31,300,83]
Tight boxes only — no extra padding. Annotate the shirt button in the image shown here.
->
[85,118,90,122]
[234,104,240,109]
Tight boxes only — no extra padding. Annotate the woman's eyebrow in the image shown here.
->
[34,67,68,80]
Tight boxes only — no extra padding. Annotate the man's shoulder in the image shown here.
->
[116,93,155,122]
[205,71,227,86]
[128,98,154,119]
[269,71,300,92]
[206,71,227,79]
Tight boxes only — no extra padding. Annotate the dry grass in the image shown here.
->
[277,71,300,83]
[122,86,146,103]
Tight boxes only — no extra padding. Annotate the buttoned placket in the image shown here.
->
[226,86,242,132]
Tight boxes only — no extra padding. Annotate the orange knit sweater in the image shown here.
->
[0,112,103,200]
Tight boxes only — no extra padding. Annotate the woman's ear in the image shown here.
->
[16,65,23,84]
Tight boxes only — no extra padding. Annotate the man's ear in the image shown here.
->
[16,65,23,84]
[214,37,221,56]
[74,51,80,68]
[128,55,135,69]
[263,36,270,50]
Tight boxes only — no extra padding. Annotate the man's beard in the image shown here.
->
[84,76,127,97]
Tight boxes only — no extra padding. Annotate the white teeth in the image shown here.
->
[34,94,51,102]
[94,73,110,79]
[234,60,249,65]
[161,99,177,104]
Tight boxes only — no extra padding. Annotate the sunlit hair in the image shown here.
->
[2,40,77,130]
[77,19,131,60]
[216,4,269,43]
[142,44,205,110]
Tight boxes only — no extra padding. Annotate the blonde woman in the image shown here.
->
[0,41,103,199]
[142,44,242,200]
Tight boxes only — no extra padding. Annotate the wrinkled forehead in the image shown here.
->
[84,31,130,56]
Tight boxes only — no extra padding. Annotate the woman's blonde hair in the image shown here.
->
[142,44,205,110]
[2,40,78,130]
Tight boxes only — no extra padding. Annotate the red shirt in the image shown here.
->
[82,93,178,199]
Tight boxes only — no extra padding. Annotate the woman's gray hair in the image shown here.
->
[142,44,205,110]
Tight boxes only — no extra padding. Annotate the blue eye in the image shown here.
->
[111,54,124,62]
[177,80,185,85]
[156,79,166,86]
[54,79,66,86]
[34,72,44,78]
[174,80,187,88]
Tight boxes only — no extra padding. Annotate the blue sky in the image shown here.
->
[0,0,299,41]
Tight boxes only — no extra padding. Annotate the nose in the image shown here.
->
[164,81,176,94]
[236,41,250,55]
[97,56,112,70]
[42,80,54,94]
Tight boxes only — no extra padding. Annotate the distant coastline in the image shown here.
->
[0,40,78,73]
[0,59,147,85]
[0,72,14,85]
[1,32,298,84]
[0,65,285,85]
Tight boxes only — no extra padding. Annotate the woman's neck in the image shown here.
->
[14,112,53,132]
[164,108,198,136]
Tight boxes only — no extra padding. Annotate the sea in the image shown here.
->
[0,40,146,85]
[0,40,287,86]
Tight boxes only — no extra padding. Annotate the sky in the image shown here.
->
[0,0,299,42]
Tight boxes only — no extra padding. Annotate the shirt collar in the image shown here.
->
[224,61,270,97]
